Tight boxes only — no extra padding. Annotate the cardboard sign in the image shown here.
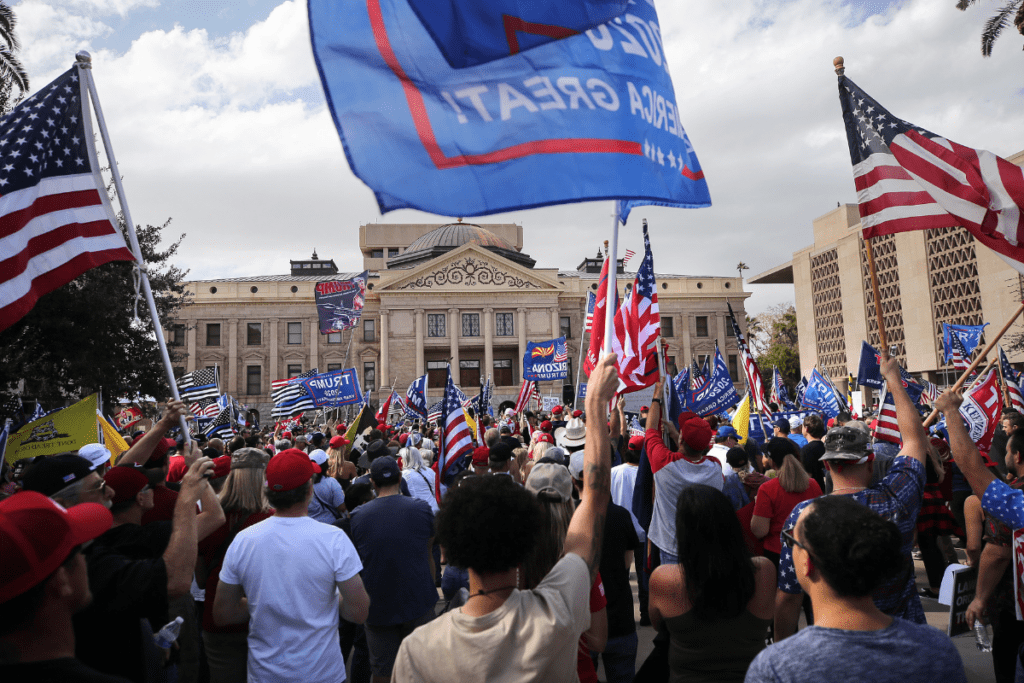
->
[947,565,978,637]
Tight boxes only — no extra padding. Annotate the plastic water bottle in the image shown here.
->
[974,619,993,653]
[154,616,184,649]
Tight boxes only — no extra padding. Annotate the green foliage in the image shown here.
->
[0,1,28,115]
[748,303,801,393]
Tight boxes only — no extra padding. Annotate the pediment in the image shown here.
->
[377,243,560,293]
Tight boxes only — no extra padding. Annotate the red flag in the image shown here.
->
[513,379,535,414]
[583,255,619,377]
[376,391,394,424]
[961,370,1002,454]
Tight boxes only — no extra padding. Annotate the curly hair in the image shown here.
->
[436,475,542,575]
[800,495,904,598]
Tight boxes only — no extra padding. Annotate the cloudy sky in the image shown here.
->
[15,0,1024,316]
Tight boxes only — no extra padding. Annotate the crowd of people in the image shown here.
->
[1,352,1020,681]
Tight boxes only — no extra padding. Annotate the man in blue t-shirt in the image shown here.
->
[350,456,437,683]
[746,495,965,683]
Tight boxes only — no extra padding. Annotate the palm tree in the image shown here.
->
[957,0,1024,57]
[0,1,28,114]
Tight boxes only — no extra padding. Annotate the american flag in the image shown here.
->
[204,405,234,439]
[189,398,220,418]
[513,378,536,414]
[376,390,397,423]
[584,254,619,376]
[612,222,660,392]
[0,67,136,333]
[1000,346,1024,413]
[427,399,443,423]
[271,368,318,418]
[949,332,970,373]
[628,415,645,438]
[839,75,1024,271]
[770,367,795,410]
[874,385,901,445]
[554,338,568,363]
[919,380,940,406]
[727,303,771,420]
[584,290,596,333]
[405,374,428,418]
[29,401,44,422]
[623,248,636,264]
[435,366,474,502]
[177,367,220,402]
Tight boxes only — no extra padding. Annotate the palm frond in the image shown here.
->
[0,3,18,52]
[981,1,1023,56]
[956,0,979,10]
[0,46,28,95]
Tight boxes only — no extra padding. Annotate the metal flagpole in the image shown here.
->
[604,209,619,359]
[574,298,588,408]
[77,52,191,448]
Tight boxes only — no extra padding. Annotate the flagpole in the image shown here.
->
[76,52,191,449]
[923,300,1024,426]
[996,349,1011,408]
[604,209,619,362]
[574,318,587,409]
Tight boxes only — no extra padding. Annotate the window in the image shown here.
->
[565,357,573,384]
[422,360,443,388]
[496,312,514,337]
[462,313,480,337]
[728,354,738,381]
[246,366,261,395]
[371,249,384,258]
[695,316,709,337]
[460,360,481,388]
[287,364,302,377]
[666,355,678,375]
[560,316,571,339]
[327,331,343,344]
[205,323,220,346]
[169,324,185,346]
[428,313,446,337]
[327,363,343,372]
[388,248,399,257]
[173,366,184,378]
[364,319,375,342]
[727,319,736,337]
[288,322,302,344]
[661,316,674,337]
[364,362,376,392]
[493,359,513,386]
[247,323,262,345]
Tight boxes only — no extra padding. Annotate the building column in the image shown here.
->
[309,318,319,374]
[380,309,390,394]
[716,312,727,353]
[228,318,238,395]
[267,318,278,381]
[186,323,197,372]
[449,307,460,384]
[415,309,425,377]
[550,307,560,340]
[483,307,494,384]
[518,307,527,384]
[682,315,692,368]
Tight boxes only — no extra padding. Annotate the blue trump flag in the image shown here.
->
[524,337,569,381]
[802,368,841,419]
[405,0,629,69]
[666,370,686,425]
[857,340,920,391]
[688,346,740,417]
[308,0,710,220]
[942,322,987,363]
[405,374,429,418]
[300,369,363,408]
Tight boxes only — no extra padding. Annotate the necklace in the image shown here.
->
[833,486,866,494]
[467,585,517,598]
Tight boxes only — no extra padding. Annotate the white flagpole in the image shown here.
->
[76,52,191,449]
[604,208,619,359]
[574,323,586,409]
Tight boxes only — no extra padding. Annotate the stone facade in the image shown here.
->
[172,223,751,421]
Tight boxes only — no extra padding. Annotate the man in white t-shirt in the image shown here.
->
[707,426,740,473]
[213,448,370,683]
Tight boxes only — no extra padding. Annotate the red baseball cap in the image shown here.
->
[572,410,583,418]
[628,434,645,449]
[166,455,188,483]
[0,491,112,604]
[104,466,150,506]
[535,433,554,444]
[677,411,713,453]
[329,435,349,449]
[540,420,552,432]
[399,433,409,445]
[551,406,563,415]
[471,446,490,466]
[267,448,319,492]
[212,455,232,479]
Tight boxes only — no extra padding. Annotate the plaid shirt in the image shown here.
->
[778,456,926,624]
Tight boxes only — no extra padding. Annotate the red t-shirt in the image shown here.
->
[166,455,188,483]
[752,477,822,554]
[576,573,607,683]
[735,501,764,557]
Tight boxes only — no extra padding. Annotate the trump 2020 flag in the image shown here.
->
[942,322,987,364]
[308,0,710,220]
[406,0,629,69]
[315,271,367,333]
[524,336,569,381]
[802,368,841,419]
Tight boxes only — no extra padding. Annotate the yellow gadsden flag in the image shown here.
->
[98,415,130,464]
[5,394,100,465]
[732,393,750,446]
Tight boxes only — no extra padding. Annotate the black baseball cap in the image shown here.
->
[20,454,98,497]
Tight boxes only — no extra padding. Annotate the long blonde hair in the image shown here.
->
[326,445,349,479]
[777,455,811,493]
[219,467,269,513]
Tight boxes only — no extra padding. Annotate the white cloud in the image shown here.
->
[12,0,1024,319]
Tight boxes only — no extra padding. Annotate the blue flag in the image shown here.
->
[857,340,920,393]
[405,0,629,69]
[308,0,711,221]
[802,368,842,419]
[666,371,686,426]
[942,323,987,363]
[524,337,569,381]
[794,376,808,407]
[405,374,429,418]
[688,346,740,417]
[299,369,364,408]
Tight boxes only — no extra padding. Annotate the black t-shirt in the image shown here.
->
[801,441,827,492]
[599,502,640,637]
[74,523,172,683]
[0,658,132,683]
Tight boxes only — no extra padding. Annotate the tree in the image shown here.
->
[0,2,28,115]
[748,303,801,390]
[0,216,190,413]
[957,0,1024,57]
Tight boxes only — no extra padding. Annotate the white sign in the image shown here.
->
[852,391,864,418]
[542,395,560,411]
[622,385,656,414]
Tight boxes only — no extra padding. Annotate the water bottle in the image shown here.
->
[974,619,993,653]
[154,616,184,649]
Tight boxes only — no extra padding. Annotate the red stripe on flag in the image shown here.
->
[502,14,578,55]
[0,219,126,281]
[0,189,106,239]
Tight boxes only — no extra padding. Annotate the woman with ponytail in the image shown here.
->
[751,437,822,569]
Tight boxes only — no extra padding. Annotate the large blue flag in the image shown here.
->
[802,368,842,419]
[405,374,429,418]
[666,370,686,425]
[942,322,987,363]
[308,0,710,221]
[689,346,741,417]
[405,0,629,69]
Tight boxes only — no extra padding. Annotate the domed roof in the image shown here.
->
[388,222,535,269]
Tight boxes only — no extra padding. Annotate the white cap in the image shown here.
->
[78,443,111,469]
[789,415,803,429]
[309,449,328,466]
[568,451,585,480]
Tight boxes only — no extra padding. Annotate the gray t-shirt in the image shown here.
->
[745,618,965,683]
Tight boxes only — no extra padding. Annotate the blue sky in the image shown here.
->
[12,0,1022,318]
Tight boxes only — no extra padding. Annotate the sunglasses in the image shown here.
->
[84,479,108,494]
[781,529,814,561]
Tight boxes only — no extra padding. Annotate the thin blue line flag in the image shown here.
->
[308,0,711,221]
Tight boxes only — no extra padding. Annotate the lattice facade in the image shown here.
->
[811,248,846,377]
[925,226,983,367]
[860,234,907,367]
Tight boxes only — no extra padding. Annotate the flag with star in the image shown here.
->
[0,66,135,333]
[612,221,660,392]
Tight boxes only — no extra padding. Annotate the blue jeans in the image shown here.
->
[591,632,639,683]
[661,549,678,565]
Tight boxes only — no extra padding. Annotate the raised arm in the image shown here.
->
[880,357,928,464]
[163,456,214,598]
[937,390,996,497]
[564,352,618,581]
[118,399,191,467]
